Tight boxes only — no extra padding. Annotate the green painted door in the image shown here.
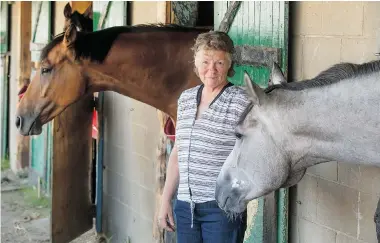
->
[0,2,9,162]
[29,1,53,195]
[215,2,289,243]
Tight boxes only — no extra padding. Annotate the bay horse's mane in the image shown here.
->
[41,23,210,63]
[265,60,380,93]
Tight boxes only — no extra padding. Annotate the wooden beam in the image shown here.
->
[18,1,31,87]
[15,2,32,172]
[233,45,282,68]
[218,1,241,33]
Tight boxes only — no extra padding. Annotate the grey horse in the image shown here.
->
[215,60,380,241]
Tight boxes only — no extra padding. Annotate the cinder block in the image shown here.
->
[130,123,148,157]
[321,2,363,36]
[110,96,132,148]
[105,169,122,201]
[292,174,318,221]
[120,178,141,213]
[131,1,160,24]
[106,145,129,176]
[290,36,304,82]
[307,161,338,182]
[130,100,161,131]
[297,218,336,243]
[338,162,360,190]
[125,153,141,184]
[363,2,380,37]
[292,2,323,36]
[108,197,130,229]
[138,156,155,190]
[358,192,378,243]
[336,233,366,243]
[138,186,156,220]
[289,214,300,243]
[358,165,380,195]
[138,218,155,243]
[125,208,143,243]
[316,179,359,237]
[341,38,378,64]
[302,37,342,80]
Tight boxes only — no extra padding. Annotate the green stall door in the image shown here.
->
[214,2,289,243]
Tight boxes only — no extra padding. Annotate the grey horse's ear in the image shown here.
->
[271,62,286,85]
[243,71,265,105]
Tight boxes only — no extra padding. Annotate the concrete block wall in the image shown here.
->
[289,2,380,243]
[102,2,165,242]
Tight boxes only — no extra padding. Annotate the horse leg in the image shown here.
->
[374,197,380,243]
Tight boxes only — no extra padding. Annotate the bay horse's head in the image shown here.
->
[63,3,92,32]
[215,68,290,215]
[16,25,87,135]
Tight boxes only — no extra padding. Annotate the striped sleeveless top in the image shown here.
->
[176,83,251,203]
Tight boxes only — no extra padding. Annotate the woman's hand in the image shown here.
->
[158,200,176,232]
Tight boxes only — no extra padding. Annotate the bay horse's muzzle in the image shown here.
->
[15,114,43,136]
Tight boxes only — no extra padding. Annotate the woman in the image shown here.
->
[158,31,250,243]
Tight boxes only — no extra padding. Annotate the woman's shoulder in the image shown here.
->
[227,85,250,101]
[178,85,202,103]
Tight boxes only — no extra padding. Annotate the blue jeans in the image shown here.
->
[174,200,247,243]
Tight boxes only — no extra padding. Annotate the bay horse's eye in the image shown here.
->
[41,67,52,75]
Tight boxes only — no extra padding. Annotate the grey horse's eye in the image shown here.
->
[235,132,243,139]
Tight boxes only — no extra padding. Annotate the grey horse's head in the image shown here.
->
[215,64,290,215]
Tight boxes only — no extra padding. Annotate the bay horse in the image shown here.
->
[215,60,380,241]
[15,23,208,136]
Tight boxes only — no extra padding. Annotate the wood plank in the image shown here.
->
[16,2,32,171]
[233,45,281,68]
[19,2,31,87]
[51,94,93,243]
[218,1,242,33]
[51,2,94,242]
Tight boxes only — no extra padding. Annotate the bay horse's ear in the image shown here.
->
[64,24,77,47]
[83,3,93,19]
[64,3,72,18]
[271,62,286,85]
[243,71,265,105]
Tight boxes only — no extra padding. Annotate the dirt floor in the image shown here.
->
[1,169,99,243]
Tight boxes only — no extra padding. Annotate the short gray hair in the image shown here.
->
[192,31,235,77]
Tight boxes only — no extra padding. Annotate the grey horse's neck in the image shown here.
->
[269,71,380,172]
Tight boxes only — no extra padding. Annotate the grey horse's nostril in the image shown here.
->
[15,116,22,129]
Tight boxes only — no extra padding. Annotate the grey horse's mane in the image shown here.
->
[265,60,380,93]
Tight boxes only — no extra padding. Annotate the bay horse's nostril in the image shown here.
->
[15,116,22,129]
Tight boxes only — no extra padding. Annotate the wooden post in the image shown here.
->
[15,2,31,173]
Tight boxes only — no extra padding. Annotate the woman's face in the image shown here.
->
[195,49,231,89]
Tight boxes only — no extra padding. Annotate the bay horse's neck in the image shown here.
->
[79,27,206,121]
[271,72,380,171]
